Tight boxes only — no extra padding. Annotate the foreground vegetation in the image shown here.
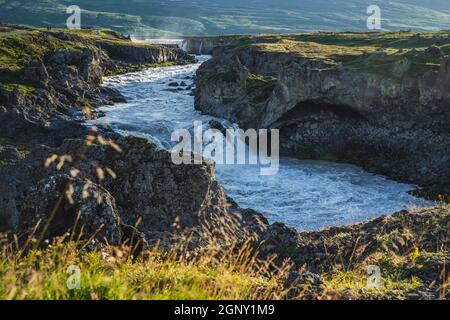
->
[0,236,290,300]
[1,207,448,301]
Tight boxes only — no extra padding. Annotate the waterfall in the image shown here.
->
[199,41,203,55]
[181,40,188,52]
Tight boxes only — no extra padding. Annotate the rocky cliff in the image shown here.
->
[194,32,450,193]
[181,36,242,54]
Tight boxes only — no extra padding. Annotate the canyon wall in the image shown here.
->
[194,34,450,191]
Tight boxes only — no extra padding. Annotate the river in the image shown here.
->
[94,55,431,231]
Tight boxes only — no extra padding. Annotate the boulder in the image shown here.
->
[20,174,123,244]
[424,45,442,58]
[99,87,127,103]
[78,137,231,240]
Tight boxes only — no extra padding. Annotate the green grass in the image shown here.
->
[280,31,450,49]
[0,137,16,146]
[323,269,423,299]
[246,74,278,103]
[0,241,288,300]
[1,237,446,300]
[227,31,450,79]
[0,29,81,91]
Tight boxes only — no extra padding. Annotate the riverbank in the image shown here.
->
[0,25,448,299]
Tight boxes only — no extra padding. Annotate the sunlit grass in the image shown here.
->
[0,238,291,300]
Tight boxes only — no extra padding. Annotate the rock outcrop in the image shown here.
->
[258,205,450,299]
[21,174,123,244]
[196,43,450,130]
[99,41,192,65]
[0,26,222,245]
[0,134,263,248]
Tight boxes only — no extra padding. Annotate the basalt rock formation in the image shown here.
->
[194,33,450,194]
[0,135,239,245]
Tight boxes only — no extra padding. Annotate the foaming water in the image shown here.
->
[94,55,431,231]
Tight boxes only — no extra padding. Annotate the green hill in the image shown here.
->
[0,0,449,36]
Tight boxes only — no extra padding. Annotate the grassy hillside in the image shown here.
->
[0,0,449,36]
[225,30,450,79]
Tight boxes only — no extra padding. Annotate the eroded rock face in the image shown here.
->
[0,28,220,245]
[181,37,240,55]
[196,48,450,130]
[195,55,249,119]
[60,136,231,240]
[98,42,194,65]
[46,48,105,85]
[278,109,450,185]
[23,60,50,86]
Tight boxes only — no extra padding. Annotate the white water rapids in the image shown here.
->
[94,55,432,231]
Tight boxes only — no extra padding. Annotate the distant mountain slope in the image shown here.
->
[0,0,449,35]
